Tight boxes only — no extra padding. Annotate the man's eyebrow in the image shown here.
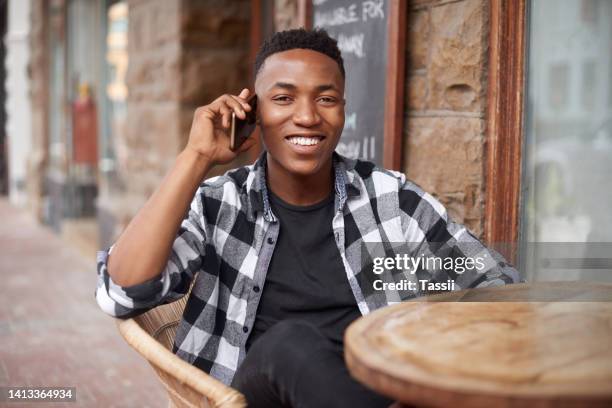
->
[315,84,339,92]
[271,82,297,91]
[270,82,340,92]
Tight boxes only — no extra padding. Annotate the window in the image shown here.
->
[520,0,612,282]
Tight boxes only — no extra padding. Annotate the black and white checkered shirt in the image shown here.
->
[96,152,520,385]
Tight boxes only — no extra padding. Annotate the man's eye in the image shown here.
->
[318,97,337,104]
[273,96,292,102]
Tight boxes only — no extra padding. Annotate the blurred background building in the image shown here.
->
[5,0,253,256]
[1,0,611,282]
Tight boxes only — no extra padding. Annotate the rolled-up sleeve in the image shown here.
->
[398,178,522,291]
[95,188,207,318]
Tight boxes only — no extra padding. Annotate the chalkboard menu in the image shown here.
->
[312,0,390,166]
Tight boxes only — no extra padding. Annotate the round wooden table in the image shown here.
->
[345,282,612,407]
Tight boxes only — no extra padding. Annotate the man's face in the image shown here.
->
[254,49,345,178]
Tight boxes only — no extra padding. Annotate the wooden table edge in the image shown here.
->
[344,284,612,406]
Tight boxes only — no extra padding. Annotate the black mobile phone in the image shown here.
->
[230,94,258,151]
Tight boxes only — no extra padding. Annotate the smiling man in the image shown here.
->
[96,29,520,407]
[256,46,345,207]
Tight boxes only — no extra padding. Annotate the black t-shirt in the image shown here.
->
[246,189,362,351]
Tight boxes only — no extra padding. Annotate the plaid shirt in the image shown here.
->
[96,152,520,385]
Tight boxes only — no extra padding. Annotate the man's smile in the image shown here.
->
[284,133,327,156]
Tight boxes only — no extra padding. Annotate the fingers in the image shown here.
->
[221,94,248,119]
[230,89,253,114]
[218,104,232,128]
[203,90,254,129]
[229,95,251,113]
[238,88,250,99]
[214,99,240,129]
[224,96,247,120]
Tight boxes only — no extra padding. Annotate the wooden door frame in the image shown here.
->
[484,0,527,263]
[382,0,407,170]
[247,0,269,163]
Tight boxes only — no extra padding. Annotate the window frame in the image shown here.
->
[484,0,528,263]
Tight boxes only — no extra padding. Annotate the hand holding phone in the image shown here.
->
[230,94,258,151]
[186,89,256,167]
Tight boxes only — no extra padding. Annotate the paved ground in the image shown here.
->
[0,199,167,407]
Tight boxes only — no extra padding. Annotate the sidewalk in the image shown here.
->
[0,199,166,407]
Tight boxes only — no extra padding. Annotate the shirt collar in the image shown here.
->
[246,151,361,222]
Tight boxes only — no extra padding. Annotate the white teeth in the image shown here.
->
[287,136,321,146]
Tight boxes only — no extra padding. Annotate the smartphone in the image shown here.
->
[230,94,258,151]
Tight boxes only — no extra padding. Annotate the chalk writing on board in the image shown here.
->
[362,0,385,21]
[337,33,365,58]
[345,112,357,131]
[313,0,385,26]
[314,4,359,27]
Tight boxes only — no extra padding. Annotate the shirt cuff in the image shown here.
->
[96,246,168,316]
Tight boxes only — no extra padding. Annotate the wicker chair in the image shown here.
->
[116,295,247,408]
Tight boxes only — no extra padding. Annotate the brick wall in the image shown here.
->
[106,0,251,240]
[403,0,489,236]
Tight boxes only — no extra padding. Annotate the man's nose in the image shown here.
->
[292,99,321,127]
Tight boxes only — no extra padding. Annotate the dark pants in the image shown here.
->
[231,320,394,408]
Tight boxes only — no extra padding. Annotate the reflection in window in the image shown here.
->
[581,60,596,110]
[548,64,569,111]
[580,0,599,25]
[608,58,612,108]
[521,0,612,282]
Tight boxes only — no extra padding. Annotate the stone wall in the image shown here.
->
[105,0,251,241]
[403,0,489,236]
[178,0,252,176]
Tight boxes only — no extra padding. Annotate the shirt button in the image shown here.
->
[267,237,275,245]
[243,326,249,333]
[253,285,260,293]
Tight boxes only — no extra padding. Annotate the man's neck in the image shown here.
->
[265,154,334,207]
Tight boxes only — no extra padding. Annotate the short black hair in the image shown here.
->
[254,28,345,79]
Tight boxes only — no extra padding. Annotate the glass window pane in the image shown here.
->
[521,0,612,282]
